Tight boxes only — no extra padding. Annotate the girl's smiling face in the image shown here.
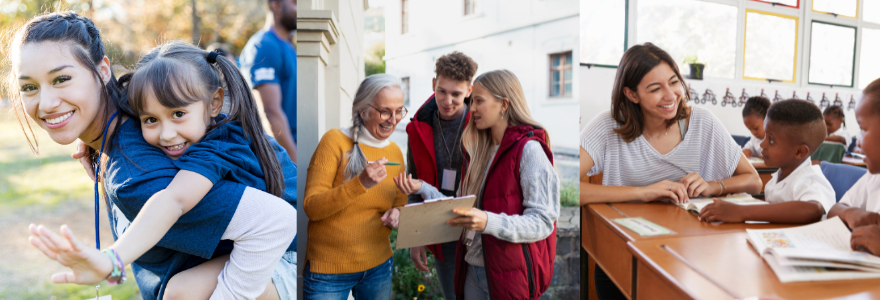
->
[16,42,111,145]
[138,89,222,159]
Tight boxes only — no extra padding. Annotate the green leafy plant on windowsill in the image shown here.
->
[683,54,705,80]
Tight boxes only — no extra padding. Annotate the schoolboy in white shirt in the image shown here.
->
[700,99,834,223]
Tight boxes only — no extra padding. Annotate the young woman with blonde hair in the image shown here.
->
[395,70,560,299]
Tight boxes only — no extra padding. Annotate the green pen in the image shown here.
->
[368,161,401,166]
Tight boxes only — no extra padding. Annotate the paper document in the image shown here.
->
[396,195,476,249]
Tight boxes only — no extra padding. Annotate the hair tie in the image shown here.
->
[206,51,219,64]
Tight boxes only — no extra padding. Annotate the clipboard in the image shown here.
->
[396,195,477,250]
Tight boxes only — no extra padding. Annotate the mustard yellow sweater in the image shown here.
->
[304,128,408,274]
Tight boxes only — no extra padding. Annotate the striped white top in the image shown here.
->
[580,107,741,187]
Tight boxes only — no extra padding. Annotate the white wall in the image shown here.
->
[580,65,863,139]
[385,0,580,150]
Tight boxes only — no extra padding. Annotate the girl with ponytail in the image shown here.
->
[17,31,297,299]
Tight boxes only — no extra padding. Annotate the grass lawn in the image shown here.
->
[0,110,142,299]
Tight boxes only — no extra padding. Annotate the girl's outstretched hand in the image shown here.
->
[28,224,113,285]
[393,173,423,195]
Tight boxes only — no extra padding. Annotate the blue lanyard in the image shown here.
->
[94,110,119,249]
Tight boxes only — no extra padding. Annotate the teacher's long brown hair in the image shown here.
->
[611,43,690,143]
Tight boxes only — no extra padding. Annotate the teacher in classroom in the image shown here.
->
[578,43,762,299]
[302,74,408,299]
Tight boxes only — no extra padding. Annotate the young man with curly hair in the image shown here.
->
[404,51,478,300]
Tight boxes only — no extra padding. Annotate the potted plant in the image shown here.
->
[683,54,705,80]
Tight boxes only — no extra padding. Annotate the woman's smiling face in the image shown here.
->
[625,61,683,123]
[362,87,405,140]
[16,42,110,145]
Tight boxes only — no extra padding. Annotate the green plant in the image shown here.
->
[683,54,700,65]
[389,229,443,300]
[560,180,579,207]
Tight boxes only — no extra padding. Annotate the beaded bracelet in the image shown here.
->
[101,249,126,284]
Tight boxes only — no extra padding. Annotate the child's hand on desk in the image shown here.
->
[851,225,880,256]
[639,180,689,204]
[28,224,113,285]
[679,173,714,198]
[842,209,880,229]
[393,173,423,195]
[698,199,745,223]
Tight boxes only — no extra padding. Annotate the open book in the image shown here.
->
[746,217,880,282]
[675,193,766,214]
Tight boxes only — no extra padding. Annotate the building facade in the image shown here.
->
[385,0,580,150]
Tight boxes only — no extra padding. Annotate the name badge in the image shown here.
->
[442,169,457,191]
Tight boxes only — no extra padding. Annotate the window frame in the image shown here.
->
[742,8,801,83]
[807,20,858,87]
[401,77,411,106]
[579,0,628,68]
[549,51,574,97]
[401,0,409,35]
[611,0,880,91]
[749,0,800,9]
[464,0,475,16]
[812,0,859,19]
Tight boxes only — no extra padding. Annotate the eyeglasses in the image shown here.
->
[369,104,408,121]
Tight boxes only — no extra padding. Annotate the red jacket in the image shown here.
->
[453,125,556,300]
[405,94,470,261]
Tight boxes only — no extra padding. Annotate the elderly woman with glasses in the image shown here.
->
[302,74,409,299]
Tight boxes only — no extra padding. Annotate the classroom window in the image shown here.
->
[637,0,738,78]
[550,52,573,97]
[749,0,799,8]
[866,0,880,25]
[812,0,858,19]
[464,0,475,16]
[743,9,799,82]
[808,22,856,87]
[401,77,411,106]
[859,28,880,89]
[580,0,626,66]
[402,0,409,34]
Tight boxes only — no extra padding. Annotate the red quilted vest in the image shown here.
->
[405,94,470,261]
[453,125,556,300]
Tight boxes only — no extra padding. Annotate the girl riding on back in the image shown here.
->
[29,41,298,299]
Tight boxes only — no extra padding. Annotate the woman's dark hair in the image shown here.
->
[611,43,690,143]
[4,11,131,155]
[742,96,771,118]
[823,105,846,128]
[126,41,284,197]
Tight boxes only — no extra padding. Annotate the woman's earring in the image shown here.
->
[499,111,504,119]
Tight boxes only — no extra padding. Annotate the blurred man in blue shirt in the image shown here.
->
[241,0,298,162]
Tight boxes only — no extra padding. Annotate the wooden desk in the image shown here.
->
[628,232,880,300]
[843,155,867,167]
[581,203,791,299]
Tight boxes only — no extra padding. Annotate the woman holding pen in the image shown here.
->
[395,70,560,299]
[302,74,408,299]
